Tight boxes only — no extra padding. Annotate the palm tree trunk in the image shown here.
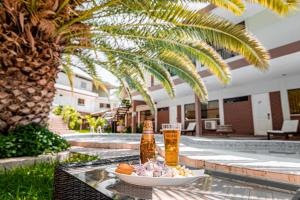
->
[0,42,61,132]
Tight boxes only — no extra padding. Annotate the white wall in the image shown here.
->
[53,89,119,114]
[53,89,94,113]
[246,9,300,49]
[169,106,177,124]
[151,73,300,128]
[56,72,93,92]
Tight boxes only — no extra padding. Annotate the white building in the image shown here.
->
[127,5,300,136]
[53,67,119,114]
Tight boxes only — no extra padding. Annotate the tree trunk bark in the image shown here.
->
[0,42,61,132]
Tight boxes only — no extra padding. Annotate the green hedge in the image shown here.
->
[0,124,70,159]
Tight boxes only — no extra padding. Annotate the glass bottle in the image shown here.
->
[140,119,156,163]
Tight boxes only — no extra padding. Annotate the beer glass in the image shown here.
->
[162,123,181,166]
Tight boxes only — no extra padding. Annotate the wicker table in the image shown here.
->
[54,155,294,200]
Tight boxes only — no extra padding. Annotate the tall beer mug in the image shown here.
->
[162,124,181,166]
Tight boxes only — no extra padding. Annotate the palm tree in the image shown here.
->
[0,0,297,132]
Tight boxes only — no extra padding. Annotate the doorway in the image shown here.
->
[252,93,273,135]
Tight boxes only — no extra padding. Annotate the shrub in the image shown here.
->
[125,126,132,133]
[103,123,112,133]
[52,105,63,115]
[61,106,82,130]
[136,124,143,133]
[84,115,107,132]
[121,99,131,107]
[0,124,70,159]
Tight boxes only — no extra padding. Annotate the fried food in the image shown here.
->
[115,163,134,175]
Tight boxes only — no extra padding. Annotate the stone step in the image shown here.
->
[48,115,75,135]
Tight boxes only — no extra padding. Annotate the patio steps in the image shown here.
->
[48,115,75,135]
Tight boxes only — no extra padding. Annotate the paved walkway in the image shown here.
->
[64,134,300,186]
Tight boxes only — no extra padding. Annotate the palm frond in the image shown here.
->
[159,50,208,102]
[62,54,74,91]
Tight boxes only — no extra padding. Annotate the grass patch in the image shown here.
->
[0,153,99,200]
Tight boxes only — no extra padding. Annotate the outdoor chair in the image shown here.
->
[267,120,299,140]
[216,124,233,137]
[96,126,102,133]
[181,122,196,136]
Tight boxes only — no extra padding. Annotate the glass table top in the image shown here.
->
[66,162,294,200]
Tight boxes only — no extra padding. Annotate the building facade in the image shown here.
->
[53,67,119,114]
[127,5,300,135]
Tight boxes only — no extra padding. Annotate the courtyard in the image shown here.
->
[0,0,300,200]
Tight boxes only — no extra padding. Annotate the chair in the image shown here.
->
[181,122,196,136]
[96,126,102,133]
[216,124,233,136]
[267,120,299,140]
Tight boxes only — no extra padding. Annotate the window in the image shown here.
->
[201,100,219,119]
[107,104,111,108]
[288,88,300,114]
[59,94,63,97]
[80,81,87,89]
[99,103,104,108]
[78,98,85,106]
[184,103,195,121]
[224,96,249,103]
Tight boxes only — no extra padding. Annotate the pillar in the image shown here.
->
[131,100,147,133]
[219,98,225,125]
[195,95,203,136]
[280,89,291,120]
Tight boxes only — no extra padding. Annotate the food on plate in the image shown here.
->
[115,163,134,175]
[115,161,194,177]
[133,160,194,178]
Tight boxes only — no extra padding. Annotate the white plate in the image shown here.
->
[108,167,206,187]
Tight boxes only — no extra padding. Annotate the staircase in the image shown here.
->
[113,105,130,122]
[48,114,76,135]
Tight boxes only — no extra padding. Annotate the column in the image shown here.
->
[181,104,185,128]
[131,100,147,133]
[280,89,291,120]
[131,101,137,133]
[195,95,202,136]
[219,98,225,125]
[154,109,158,133]
[137,111,141,126]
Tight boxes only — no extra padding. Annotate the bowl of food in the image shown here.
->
[111,160,205,187]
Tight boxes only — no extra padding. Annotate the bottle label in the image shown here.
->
[143,130,153,134]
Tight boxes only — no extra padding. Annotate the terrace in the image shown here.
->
[0,1,300,200]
